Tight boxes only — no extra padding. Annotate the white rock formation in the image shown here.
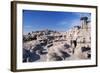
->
[23,17,91,62]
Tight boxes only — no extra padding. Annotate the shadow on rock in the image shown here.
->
[23,49,40,62]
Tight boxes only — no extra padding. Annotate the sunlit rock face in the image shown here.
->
[47,43,73,61]
[23,17,91,62]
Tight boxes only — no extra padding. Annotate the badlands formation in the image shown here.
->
[23,17,91,62]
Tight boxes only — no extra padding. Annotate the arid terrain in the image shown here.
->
[23,17,91,62]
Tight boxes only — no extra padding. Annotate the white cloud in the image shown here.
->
[23,25,33,34]
[59,20,68,25]
[70,19,81,28]
[58,18,81,30]
[24,25,32,28]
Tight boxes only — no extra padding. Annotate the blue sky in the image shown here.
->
[23,10,91,34]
